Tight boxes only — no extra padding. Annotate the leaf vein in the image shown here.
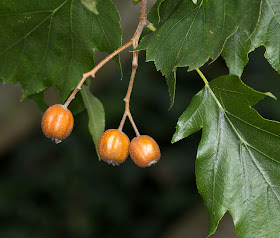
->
[150,5,200,60]
[211,109,223,214]
[0,10,53,17]
[265,0,280,26]
[175,4,202,65]
[0,0,68,56]
[245,145,280,203]
[247,144,280,165]
[226,111,280,138]
[0,14,52,56]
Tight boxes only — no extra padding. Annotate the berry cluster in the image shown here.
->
[41,0,160,168]
[98,129,160,167]
[41,107,161,168]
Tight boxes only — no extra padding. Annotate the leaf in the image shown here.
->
[0,0,122,105]
[81,0,98,15]
[133,0,140,5]
[81,85,105,159]
[221,29,251,77]
[139,0,261,106]
[147,0,166,23]
[173,75,280,237]
[222,0,280,76]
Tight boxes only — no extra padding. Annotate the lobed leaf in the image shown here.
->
[81,85,105,159]
[221,30,251,77]
[222,0,280,76]
[139,0,261,106]
[0,0,122,105]
[173,75,280,237]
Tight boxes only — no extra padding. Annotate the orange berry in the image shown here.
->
[129,135,161,168]
[41,104,74,144]
[98,129,130,166]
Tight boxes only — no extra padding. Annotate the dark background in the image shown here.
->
[1,2,280,238]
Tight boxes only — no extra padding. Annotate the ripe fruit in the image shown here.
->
[129,135,161,168]
[98,129,130,166]
[41,104,74,144]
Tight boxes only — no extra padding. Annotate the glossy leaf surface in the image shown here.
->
[173,75,280,237]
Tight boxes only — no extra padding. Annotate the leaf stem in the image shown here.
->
[147,22,156,32]
[196,68,209,86]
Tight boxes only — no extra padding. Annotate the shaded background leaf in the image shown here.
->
[173,75,280,237]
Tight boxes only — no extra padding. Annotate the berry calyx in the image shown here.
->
[41,104,74,144]
[98,129,130,166]
[129,135,161,168]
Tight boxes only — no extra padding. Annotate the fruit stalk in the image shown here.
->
[64,0,149,109]
[118,0,148,136]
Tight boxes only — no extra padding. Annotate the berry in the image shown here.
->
[98,129,130,166]
[129,135,161,168]
[41,104,74,144]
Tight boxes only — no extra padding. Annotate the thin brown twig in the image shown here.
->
[63,41,133,108]
[64,0,149,137]
[118,0,148,136]
[118,49,140,136]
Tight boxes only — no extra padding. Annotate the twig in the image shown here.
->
[64,41,133,108]
[64,0,149,137]
[118,0,148,136]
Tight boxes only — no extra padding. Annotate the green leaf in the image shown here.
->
[139,0,261,106]
[221,29,251,77]
[173,75,280,237]
[148,0,166,23]
[81,0,98,15]
[0,0,122,105]
[222,0,280,76]
[81,85,105,159]
[133,0,140,5]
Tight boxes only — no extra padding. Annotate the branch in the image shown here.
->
[63,41,133,108]
[64,0,149,137]
[118,0,148,136]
